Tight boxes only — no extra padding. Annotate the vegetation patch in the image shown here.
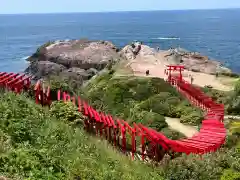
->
[0,92,163,180]
[82,71,204,128]
[202,78,240,115]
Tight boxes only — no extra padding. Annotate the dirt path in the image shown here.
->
[165,117,198,138]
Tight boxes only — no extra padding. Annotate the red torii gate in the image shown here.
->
[165,65,184,83]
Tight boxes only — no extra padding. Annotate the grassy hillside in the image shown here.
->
[0,92,163,180]
[0,91,239,180]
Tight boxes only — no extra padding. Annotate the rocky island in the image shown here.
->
[26,39,123,82]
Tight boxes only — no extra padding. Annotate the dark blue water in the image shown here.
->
[1,9,240,73]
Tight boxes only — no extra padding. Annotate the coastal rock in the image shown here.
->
[86,68,99,76]
[138,45,156,57]
[26,39,122,81]
[25,61,66,80]
[120,44,137,60]
[165,48,232,74]
[57,67,90,86]
[120,42,156,60]
[61,67,91,80]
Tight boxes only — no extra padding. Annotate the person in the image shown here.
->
[146,70,150,76]
[190,75,194,84]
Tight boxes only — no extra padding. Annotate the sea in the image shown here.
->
[0,9,240,73]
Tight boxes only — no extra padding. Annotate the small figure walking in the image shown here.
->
[190,75,194,84]
[146,70,150,76]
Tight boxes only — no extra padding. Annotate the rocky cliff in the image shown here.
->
[26,39,122,84]
[165,48,232,74]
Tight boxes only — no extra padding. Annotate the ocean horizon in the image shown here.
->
[1,7,240,15]
[0,9,240,73]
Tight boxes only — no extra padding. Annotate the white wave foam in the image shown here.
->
[21,56,30,61]
[152,37,180,40]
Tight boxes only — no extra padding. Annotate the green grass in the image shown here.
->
[0,92,163,180]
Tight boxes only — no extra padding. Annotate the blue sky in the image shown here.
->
[1,0,240,14]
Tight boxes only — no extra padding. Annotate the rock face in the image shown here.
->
[26,39,121,84]
[165,48,232,74]
[120,42,156,60]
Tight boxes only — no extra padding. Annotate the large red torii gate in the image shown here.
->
[164,65,184,83]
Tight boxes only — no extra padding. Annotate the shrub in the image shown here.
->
[226,79,240,114]
[202,87,229,104]
[50,101,85,126]
[221,169,240,180]
[161,128,186,140]
[180,110,204,125]
[219,72,240,78]
[45,76,80,97]
[225,121,240,148]
[227,97,240,115]
[161,148,240,180]
[131,111,167,131]
[0,92,45,145]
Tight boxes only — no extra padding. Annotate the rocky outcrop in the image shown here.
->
[25,61,67,80]
[165,48,232,74]
[26,39,122,84]
[120,42,156,60]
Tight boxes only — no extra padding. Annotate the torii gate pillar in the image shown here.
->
[164,65,184,83]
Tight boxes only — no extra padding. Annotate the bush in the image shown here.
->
[130,111,167,131]
[34,41,54,57]
[225,121,240,148]
[180,110,204,125]
[221,169,240,180]
[161,128,186,140]
[219,72,240,78]
[202,87,229,104]
[226,79,240,114]
[230,121,240,135]
[225,134,240,148]
[227,97,240,115]
[0,92,45,145]
[161,148,240,180]
[50,101,85,126]
[44,75,83,98]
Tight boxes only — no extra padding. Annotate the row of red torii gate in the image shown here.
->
[0,65,226,162]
